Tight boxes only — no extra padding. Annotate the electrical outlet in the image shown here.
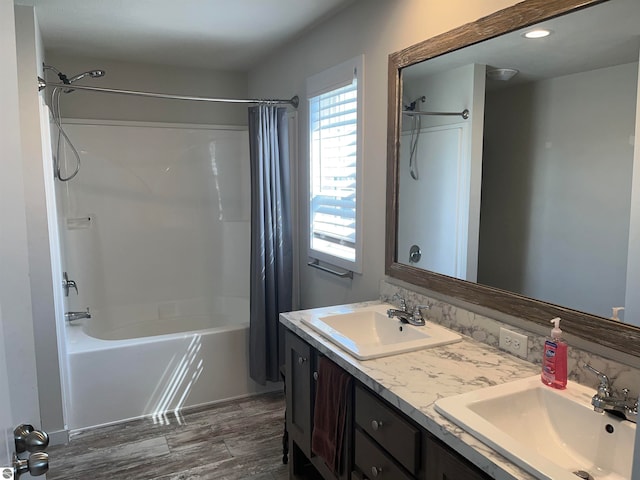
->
[499,327,528,359]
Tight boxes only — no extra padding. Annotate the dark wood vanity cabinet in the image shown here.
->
[285,330,352,480]
[285,330,492,480]
[285,330,315,459]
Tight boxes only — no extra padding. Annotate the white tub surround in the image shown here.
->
[282,301,551,480]
[55,121,274,431]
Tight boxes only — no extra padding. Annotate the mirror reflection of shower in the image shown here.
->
[404,95,425,180]
[43,64,106,181]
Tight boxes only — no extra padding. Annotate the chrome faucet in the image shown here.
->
[583,363,637,423]
[65,308,91,323]
[386,295,430,326]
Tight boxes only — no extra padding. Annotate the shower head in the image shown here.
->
[404,95,426,111]
[67,70,106,83]
[60,69,105,94]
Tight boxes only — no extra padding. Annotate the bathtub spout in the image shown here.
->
[65,308,91,322]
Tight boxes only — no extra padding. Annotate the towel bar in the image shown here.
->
[307,259,353,279]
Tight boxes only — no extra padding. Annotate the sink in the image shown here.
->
[435,375,635,480]
[301,304,461,360]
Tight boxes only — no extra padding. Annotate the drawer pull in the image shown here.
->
[371,419,383,431]
[298,356,307,365]
[313,371,318,381]
[371,466,382,477]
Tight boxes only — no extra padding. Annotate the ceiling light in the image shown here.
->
[523,29,552,39]
[486,68,519,81]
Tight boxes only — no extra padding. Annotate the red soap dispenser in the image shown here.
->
[541,317,567,389]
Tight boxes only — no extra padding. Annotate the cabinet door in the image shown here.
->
[426,435,491,480]
[285,330,314,457]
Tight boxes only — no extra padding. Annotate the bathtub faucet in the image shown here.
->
[65,308,91,323]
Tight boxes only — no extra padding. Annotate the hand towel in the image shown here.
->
[311,356,352,475]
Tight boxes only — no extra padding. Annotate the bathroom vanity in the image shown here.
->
[281,302,542,480]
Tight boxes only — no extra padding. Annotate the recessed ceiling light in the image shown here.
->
[523,29,552,39]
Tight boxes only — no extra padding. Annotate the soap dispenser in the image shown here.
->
[541,317,567,389]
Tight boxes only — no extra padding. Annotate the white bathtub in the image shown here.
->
[65,300,277,431]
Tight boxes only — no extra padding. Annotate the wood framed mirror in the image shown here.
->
[385,0,640,356]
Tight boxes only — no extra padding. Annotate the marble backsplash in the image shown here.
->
[380,279,640,398]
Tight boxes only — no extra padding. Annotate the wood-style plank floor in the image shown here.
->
[47,392,289,480]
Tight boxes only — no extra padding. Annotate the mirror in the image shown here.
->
[386,0,640,357]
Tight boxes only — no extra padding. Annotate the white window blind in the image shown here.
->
[307,55,363,272]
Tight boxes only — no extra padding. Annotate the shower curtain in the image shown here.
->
[248,105,293,385]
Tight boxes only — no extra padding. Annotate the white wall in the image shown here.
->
[0,0,41,438]
[247,0,520,309]
[45,53,249,126]
[479,63,637,318]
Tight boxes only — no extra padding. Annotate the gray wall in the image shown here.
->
[15,5,68,441]
[479,62,637,318]
[45,53,249,125]
[1,0,42,446]
[247,0,520,309]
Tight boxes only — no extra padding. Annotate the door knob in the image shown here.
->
[14,424,49,453]
[409,244,422,263]
[14,452,49,478]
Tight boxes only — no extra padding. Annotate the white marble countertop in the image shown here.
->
[280,300,542,480]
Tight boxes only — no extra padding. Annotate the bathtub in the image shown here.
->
[65,298,278,431]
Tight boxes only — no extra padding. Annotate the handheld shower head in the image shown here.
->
[404,95,426,111]
[61,69,106,94]
[67,69,106,83]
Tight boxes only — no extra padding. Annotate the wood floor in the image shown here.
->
[47,392,289,480]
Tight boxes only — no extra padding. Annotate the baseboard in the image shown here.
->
[48,428,70,446]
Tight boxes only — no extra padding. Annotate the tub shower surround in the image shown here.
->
[380,280,640,397]
[57,121,274,431]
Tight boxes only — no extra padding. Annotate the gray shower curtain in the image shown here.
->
[248,105,293,385]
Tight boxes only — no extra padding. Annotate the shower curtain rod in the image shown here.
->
[37,77,299,108]
[403,108,469,119]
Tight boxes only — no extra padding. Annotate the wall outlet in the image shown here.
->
[499,327,529,359]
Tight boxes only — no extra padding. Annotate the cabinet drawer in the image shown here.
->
[354,428,414,480]
[355,384,420,474]
[425,435,491,480]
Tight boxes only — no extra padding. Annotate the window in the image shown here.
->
[307,55,363,273]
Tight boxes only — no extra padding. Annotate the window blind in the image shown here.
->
[309,80,358,262]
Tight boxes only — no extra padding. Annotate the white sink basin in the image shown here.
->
[301,304,461,360]
[435,375,635,480]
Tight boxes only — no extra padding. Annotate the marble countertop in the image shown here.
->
[280,300,542,480]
